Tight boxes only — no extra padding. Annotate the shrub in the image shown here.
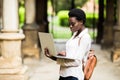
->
[57,10,69,27]
[85,12,98,28]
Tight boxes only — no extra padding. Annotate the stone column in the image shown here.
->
[0,0,3,29]
[112,0,120,62]
[36,0,48,32]
[0,0,3,56]
[102,0,114,48]
[0,0,28,80]
[22,0,40,59]
[96,0,104,44]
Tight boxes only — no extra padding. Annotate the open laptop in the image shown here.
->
[38,32,74,59]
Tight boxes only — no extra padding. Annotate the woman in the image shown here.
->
[44,8,91,80]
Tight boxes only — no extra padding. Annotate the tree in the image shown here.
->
[51,0,88,14]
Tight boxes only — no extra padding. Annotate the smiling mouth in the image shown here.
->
[70,27,74,31]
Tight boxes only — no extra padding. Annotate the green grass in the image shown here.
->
[53,31,72,39]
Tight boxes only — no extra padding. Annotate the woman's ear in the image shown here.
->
[79,20,83,24]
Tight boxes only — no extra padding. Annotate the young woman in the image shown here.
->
[44,8,91,80]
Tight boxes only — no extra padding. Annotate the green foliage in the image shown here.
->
[48,0,98,39]
[75,0,88,7]
[95,0,98,4]
[53,29,72,39]
[19,1,25,28]
[57,10,69,27]
[89,30,97,40]
[49,25,72,39]
[85,12,98,28]
[53,0,88,14]
[57,11,99,28]
[19,6,25,28]
[49,16,60,27]
[47,0,52,16]
[56,11,99,28]
[54,0,71,13]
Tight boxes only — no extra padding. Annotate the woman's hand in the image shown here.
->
[44,48,52,58]
[57,51,66,56]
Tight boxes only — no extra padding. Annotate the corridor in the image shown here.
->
[24,40,120,80]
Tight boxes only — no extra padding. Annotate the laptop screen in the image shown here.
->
[38,32,57,56]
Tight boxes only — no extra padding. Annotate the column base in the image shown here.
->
[112,49,120,62]
[0,74,28,80]
[22,23,40,59]
[0,65,28,75]
[0,57,22,69]
[22,47,40,59]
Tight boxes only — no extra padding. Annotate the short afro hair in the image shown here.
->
[68,8,86,24]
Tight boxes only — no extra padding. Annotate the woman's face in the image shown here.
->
[68,17,82,32]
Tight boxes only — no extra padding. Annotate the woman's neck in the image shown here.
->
[74,26,85,38]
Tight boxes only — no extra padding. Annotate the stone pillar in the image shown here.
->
[36,0,48,32]
[0,0,3,29]
[22,0,40,59]
[96,0,104,44]
[0,0,28,80]
[112,0,120,62]
[0,0,3,57]
[102,0,114,48]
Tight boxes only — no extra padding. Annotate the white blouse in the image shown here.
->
[57,28,91,80]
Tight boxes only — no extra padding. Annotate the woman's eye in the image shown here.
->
[69,23,75,26]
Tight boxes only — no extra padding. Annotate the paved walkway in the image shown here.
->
[24,40,120,80]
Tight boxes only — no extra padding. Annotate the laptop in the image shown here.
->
[38,32,74,59]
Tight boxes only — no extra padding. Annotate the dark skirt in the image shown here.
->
[59,76,78,80]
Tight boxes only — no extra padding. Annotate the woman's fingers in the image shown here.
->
[44,48,51,57]
[58,51,66,56]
